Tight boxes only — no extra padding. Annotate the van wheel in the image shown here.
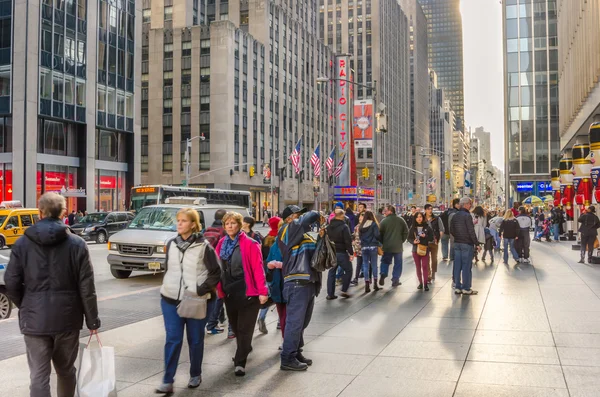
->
[0,291,12,319]
[96,231,107,244]
[0,236,5,249]
[110,267,131,279]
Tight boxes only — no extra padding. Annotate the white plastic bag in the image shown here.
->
[77,334,117,397]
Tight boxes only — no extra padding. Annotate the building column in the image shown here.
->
[85,0,98,211]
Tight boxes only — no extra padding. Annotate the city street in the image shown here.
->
[3,234,600,396]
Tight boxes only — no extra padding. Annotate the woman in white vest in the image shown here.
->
[156,208,222,394]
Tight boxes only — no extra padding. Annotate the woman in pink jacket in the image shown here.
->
[216,211,268,377]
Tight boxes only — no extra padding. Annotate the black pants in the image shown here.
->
[516,229,531,259]
[327,252,352,296]
[354,256,363,279]
[224,295,260,367]
[581,234,596,259]
[24,330,79,397]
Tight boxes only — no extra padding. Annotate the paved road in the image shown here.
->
[0,225,272,360]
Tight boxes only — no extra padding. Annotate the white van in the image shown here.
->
[107,199,249,279]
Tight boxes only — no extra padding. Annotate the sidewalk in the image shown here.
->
[2,239,600,396]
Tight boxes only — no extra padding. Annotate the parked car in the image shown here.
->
[71,211,134,244]
[0,208,40,248]
[107,199,249,279]
[0,262,12,320]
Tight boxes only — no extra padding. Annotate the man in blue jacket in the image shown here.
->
[449,197,479,295]
[277,205,323,371]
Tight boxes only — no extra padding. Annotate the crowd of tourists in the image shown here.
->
[5,191,600,396]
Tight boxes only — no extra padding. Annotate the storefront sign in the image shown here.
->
[516,182,534,192]
[537,182,551,192]
[135,187,157,194]
[334,186,375,199]
[60,187,87,198]
[336,55,350,186]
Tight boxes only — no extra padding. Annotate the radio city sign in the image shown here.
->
[336,56,351,185]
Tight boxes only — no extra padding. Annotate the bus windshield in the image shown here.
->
[131,193,160,212]
[127,207,179,231]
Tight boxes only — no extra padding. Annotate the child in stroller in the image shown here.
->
[534,219,552,242]
[482,227,496,262]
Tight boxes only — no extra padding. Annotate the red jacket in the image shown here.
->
[511,208,519,217]
[215,231,268,298]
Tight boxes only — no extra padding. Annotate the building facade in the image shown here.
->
[5,0,141,211]
[418,0,464,124]
[319,0,411,206]
[429,71,452,203]
[452,123,469,197]
[142,0,337,213]
[557,0,600,148]
[502,0,560,203]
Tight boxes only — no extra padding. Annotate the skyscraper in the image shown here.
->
[429,71,452,201]
[319,0,411,205]
[6,0,141,210]
[502,0,559,203]
[418,0,465,124]
[142,0,337,212]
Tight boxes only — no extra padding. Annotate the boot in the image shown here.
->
[365,281,371,293]
[578,256,585,264]
[373,279,381,291]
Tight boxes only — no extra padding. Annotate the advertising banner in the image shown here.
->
[353,99,373,149]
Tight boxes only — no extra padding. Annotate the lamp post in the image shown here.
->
[184,135,206,186]
[317,76,380,210]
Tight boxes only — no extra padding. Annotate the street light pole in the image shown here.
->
[185,135,205,186]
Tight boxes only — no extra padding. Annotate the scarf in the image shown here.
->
[220,232,240,262]
[175,233,198,253]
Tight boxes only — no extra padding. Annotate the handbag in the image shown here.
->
[377,246,384,256]
[311,230,336,272]
[417,244,428,256]
[177,289,209,319]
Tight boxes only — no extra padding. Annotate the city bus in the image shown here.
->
[130,185,252,213]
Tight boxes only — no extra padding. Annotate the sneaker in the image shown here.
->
[155,383,174,394]
[340,292,351,298]
[391,280,402,287]
[188,376,201,388]
[424,284,429,291]
[442,257,449,261]
[234,366,246,377]
[462,289,479,295]
[350,279,358,286]
[379,276,386,286]
[257,318,268,334]
[296,352,313,366]
[207,327,224,335]
[227,330,236,339]
[417,284,423,290]
[455,289,462,294]
[358,272,365,279]
[326,295,338,300]
[281,359,309,371]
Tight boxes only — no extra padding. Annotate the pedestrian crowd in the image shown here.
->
[4,191,600,397]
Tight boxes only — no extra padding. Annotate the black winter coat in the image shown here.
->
[449,209,478,245]
[5,218,100,335]
[327,218,354,255]
[408,223,434,253]
[578,212,600,236]
[499,219,520,239]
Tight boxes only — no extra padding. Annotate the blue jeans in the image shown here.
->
[489,229,500,249]
[258,307,268,321]
[380,252,403,282]
[503,238,519,262]
[281,281,315,364]
[441,234,450,258]
[552,224,560,241]
[161,298,213,384]
[328,252,352,296]
[452,243,474,291]
[361,248,379,282]
[206,297,224,330]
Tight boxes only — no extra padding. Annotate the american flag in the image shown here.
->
[333,154,346,178]
[325,148,335,176]
[310,144,321,177]
[290,137,302,174]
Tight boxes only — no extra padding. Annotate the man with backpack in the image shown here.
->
[204,209,228,336]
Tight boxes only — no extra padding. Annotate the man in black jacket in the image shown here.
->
[441,199,460,261]
[5,192,100,397]
[577,205,600,263]
[326,209,354,299]
[449,197,479,295]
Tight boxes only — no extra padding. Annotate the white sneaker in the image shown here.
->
[454,288,462,294]
[461,289,479,295]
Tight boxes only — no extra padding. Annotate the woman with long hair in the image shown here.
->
[156,208,221,394]
[498,210,520,264]
[472,206,487,261]
[359,210,381,293]
[408,212,434,291]
[216,212,268,377]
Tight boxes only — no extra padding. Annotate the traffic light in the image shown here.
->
[362,167,369,179]
[249,166,255,177]
[376,174,382,181]
[445,170,450,180]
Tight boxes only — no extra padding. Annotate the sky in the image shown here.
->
[460,0,505,169]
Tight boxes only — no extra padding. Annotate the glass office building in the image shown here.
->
[418,0,464,124]
[502,0,560,202]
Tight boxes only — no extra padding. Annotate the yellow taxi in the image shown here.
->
[0,207,40,248]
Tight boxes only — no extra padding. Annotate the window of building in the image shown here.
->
[40,69,52,99]
[164,6,172,21]
[76,80,85,106]
[64,75,74,104]
[97,129,126,162]
[142,8,150,23]
[201,39,210,55]
[53,73,64,102]
[107,88,116,113]
[200,96,209,111]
